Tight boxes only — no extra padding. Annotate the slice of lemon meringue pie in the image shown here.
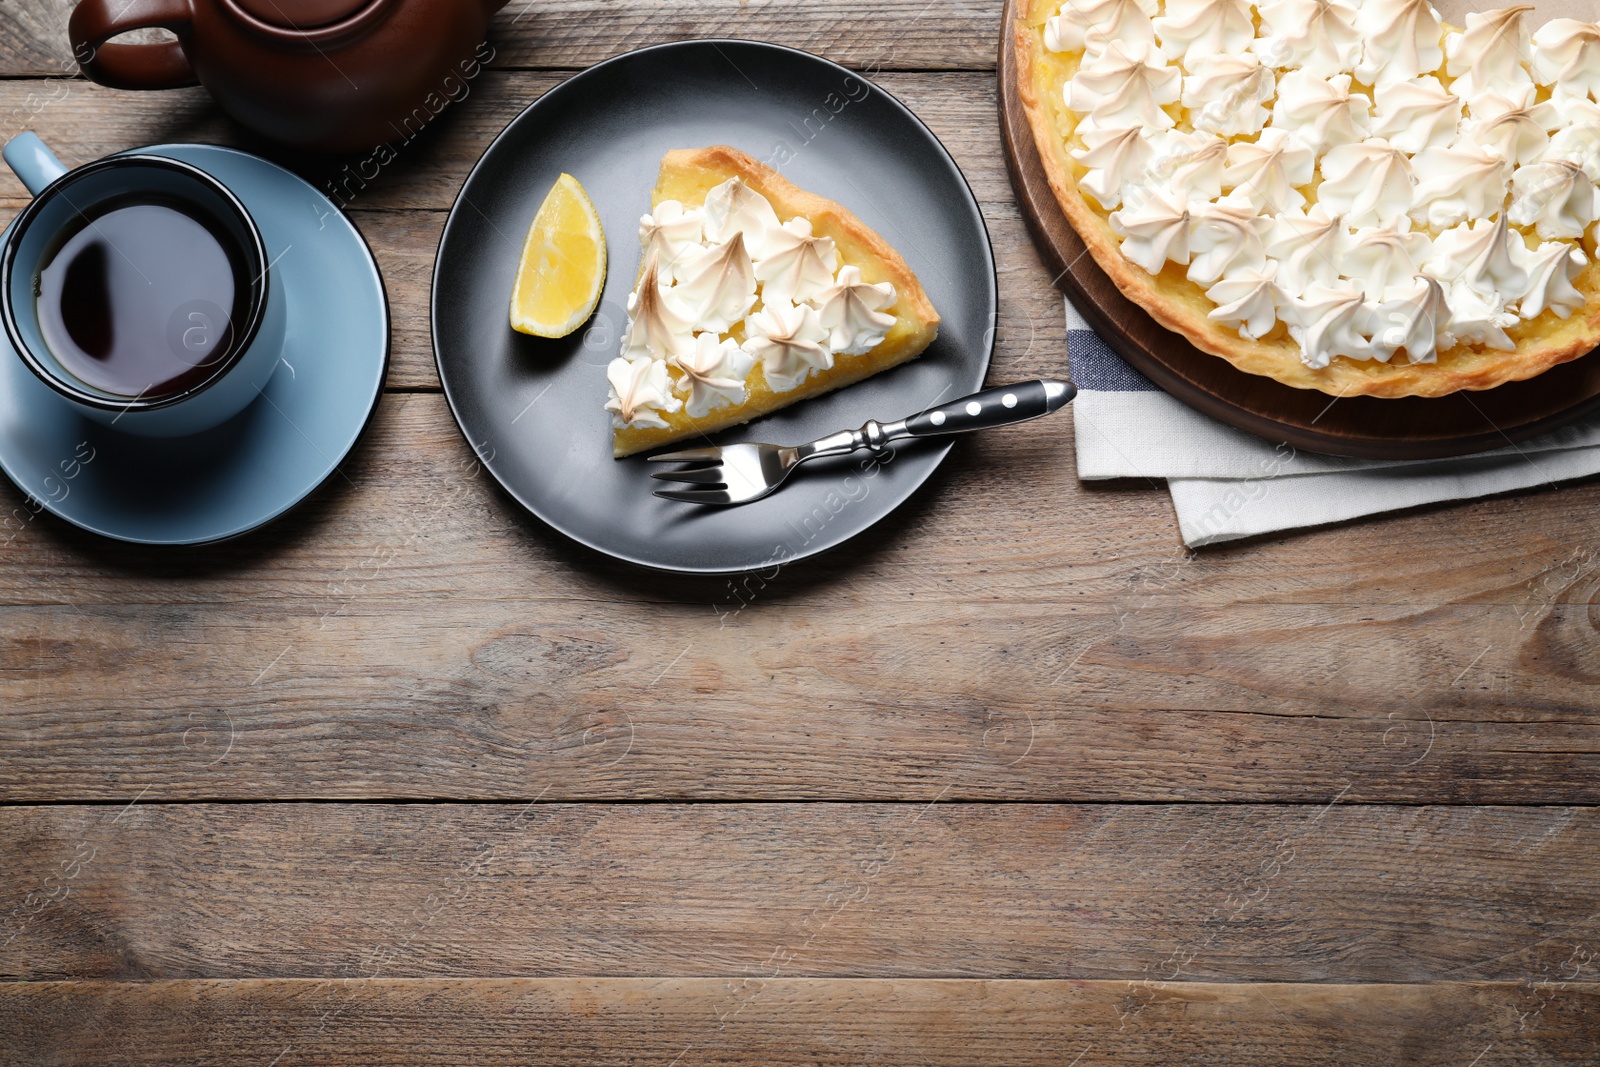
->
[606,146,940,457]
[1018,0,1600,397]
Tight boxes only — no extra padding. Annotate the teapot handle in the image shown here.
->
[69,0,198,90]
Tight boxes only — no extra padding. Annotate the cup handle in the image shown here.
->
[3,133,69,197]
[69,0,198,90]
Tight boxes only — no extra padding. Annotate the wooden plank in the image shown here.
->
[1,978,1597,1065]
[1,389,1599,803]
[0,1,1000,78]
[3,803,1598,981]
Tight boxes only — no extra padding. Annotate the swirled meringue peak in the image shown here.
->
[1515,241,1588,319]
[1269,71,1371,154]
[1425,214,1529,300]
[1508,156,1600,239]
[1153,0,1254,69]
[1532,20,1600,99]
[1446,7,1536,100]
[1221,127,1314,213]
[1409,142,1511,228]
[1072,124,1158,209]
[815,265,897,355]
[606,355,682,429]
[1251,0,1362,77]
[1355,0,1444,87]
[754,217,838,307]
[1464,85,1559,165]
[1145,130,1228,200]
[1065,40,1180,131]
[639,200,705,283]
[1369,275,1452,363]
[1108,183,1194,274]
[702,177,781,257]
[1370,77,1462,154]
[1316,139,1416,227]
[622,255,694,360]
[1264,206,1348,296]
[1344,224,1432,293]
[1186,198,1267,286]
[1046,0,1157,53]
[743,299,833,392]
[1182,54,1274,136]
[1206,262,1285,339]
[1285,283,1374,367]
[671,332,754,418]
[672,231,757,333]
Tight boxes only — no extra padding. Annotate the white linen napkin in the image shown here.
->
[1065,300,1600,547]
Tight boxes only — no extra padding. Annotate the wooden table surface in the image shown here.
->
[3,2,1599,1063]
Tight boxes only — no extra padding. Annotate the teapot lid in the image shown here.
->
[233,0,372,27]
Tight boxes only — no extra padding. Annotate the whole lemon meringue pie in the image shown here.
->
[606,146,940,456]
[1017,0,1600,397]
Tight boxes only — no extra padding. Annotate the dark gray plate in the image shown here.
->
[433,39,995,575]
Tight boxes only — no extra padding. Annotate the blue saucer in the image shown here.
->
[0,144,388,545]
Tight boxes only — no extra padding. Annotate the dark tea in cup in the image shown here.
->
[35,195,250,399]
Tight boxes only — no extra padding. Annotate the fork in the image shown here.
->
[649,378,1075,505]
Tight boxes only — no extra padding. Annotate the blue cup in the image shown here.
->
[1,132,284,437]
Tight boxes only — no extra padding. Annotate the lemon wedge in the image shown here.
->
[509,173,606,338]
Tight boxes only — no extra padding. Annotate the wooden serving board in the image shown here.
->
[997,0,1600,460]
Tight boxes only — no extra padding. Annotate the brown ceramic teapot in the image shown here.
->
[69,0,507,153]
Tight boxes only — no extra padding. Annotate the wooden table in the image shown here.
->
[2,2,1599,1063]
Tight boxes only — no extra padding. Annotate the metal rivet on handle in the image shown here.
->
[1002,393,1017,408]
[930,410,946,426]
[965,401,981,415]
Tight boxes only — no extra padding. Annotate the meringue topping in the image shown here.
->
[1445,6,1536,100]
[1108,184,1193,274]
[1531,19,1600,99]
[1508,156,1600,240]
[672,333,755,418]
[1465,85,1558,165]
[1409,143,1511,229]
[702,177,782,257]
[1286,283,1373,367]
[1316,139,1416,227]
[1355,0,1444,88]
[1269,71,1372,154]
[743,300,833,392]
[1045,0,1157,53]
[815,265,897,355]
[1072,124,1157,209]
[1265,206,1346,296]
[1370,77,1462,154]
[1152,0,1254,69]
[1049,0,1599,368]
[1186,199,1266,286]
[754,218,839,306]
[1206,263,1284,339]
[606,354,681,429]
[1369,275,1451,363]
[1221,128,1314,213]
[1425,213,1529,300]
[622,255,694,360]
[1251,0,1362,77]
[672,231,757,332]
[1182,54,1275,137]
[1343,224,1432,292]
[1065,40,1180,131]
[1515,241,1587,319]
[638,200,706,283]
